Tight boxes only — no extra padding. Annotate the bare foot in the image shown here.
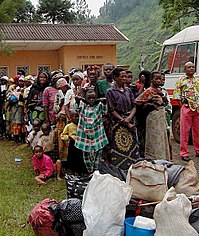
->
[38,181,47,185]
[57,177,63,181]
[35,176,47,185]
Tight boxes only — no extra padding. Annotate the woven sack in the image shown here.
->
[126,160,168,201]
[175,160,199,196]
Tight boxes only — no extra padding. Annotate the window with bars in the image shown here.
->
[0,66,8,77]
[37,65,51,74]
[16,66,29,76]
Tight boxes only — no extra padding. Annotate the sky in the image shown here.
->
[31,0,105,16]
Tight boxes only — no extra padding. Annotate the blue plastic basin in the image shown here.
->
[125,217,155,236]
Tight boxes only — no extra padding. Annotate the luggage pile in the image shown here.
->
[29,159,199,236]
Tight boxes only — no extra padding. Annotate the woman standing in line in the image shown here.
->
[27,71,51,124]
[136,71,170,160]
[105,67,140,171]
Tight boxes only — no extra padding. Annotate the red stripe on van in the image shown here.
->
[167,89,173,95]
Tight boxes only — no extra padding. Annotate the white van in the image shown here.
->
[157,25,199,142]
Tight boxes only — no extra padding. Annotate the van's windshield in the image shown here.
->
[158,43,197,73]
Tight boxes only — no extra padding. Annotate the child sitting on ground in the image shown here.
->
[60,109,87,175]
[37,123,55,160]
[32,145,62,185]
[26,118,43,150]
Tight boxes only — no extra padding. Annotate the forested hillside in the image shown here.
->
[96,0,173,77]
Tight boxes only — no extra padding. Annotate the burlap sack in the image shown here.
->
[175,160,199,196]
[126,160,168,201]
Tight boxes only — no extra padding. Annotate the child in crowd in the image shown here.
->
[75,88,108,174]
[54,77,70,160]
[37,123,55,160]
[64,71,84,121]
[60,109,87,175]
[26,118,43,150]
[33,145,62,185]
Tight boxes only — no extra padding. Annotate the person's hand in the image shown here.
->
[123,116,131,124]
[99,98,106,105]
[151,95,163,105]
[127,123,135,131]
[38,174,45,179]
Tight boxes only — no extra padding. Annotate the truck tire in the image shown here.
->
[172,109,180,143]
[172,109,193,144]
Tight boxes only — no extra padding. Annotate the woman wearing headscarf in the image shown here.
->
[42,70,64,162]
[64,71,84,122]
[42,70,63,126]
[8,77,26,143]
[27,71,51,124]
[54,77,70,160]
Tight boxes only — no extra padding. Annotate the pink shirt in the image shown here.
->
[42,86,59,123]
[33,154,54,178]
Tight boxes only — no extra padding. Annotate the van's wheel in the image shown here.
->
[172,109,180,143]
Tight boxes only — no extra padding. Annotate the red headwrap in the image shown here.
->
[13,75,20,85]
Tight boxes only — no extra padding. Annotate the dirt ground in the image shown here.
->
[171,138,199,174]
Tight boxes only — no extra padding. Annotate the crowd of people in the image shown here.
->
[0,63,173,184]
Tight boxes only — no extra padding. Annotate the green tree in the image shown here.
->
[74,0,91,24]
[12,0,36,23]
[37,0,76,24]
[0,0,24,23]
[159,0,199,32]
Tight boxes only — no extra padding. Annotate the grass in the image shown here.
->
[0,140,66,235]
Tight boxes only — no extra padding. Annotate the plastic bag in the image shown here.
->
[49,198,85,236]
[154,187,198,236]
[98,160,126,181]
[29,198,59,236]
[82,171,132,236]
[65,174,90,200]
[189,208,199,233]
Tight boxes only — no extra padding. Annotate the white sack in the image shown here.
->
[82,171,133,236]
[154,187,198,236]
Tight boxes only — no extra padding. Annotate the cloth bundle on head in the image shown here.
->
[24,75,34,84]
[1,76,9,81]
[68,67,79,77]
[13,75,20,84]
[56,78,70,89]
[73,71,84,80]
[51,69,64,81]
[18,76,25,81]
